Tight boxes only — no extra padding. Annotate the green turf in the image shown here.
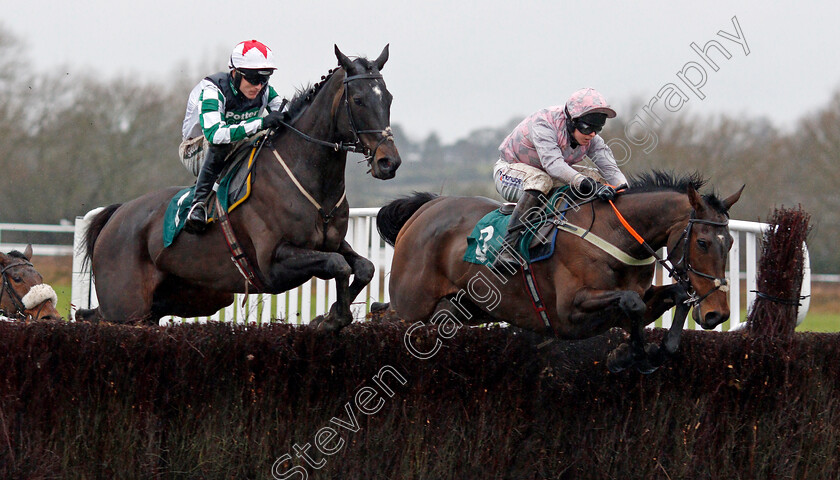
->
[797,312,840,332]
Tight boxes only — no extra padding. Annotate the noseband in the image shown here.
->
[669,214,731,307]
[0,260,34,318]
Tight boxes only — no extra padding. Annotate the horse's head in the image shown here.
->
[0,244,62,321]
[335,44,401,180]
[673,184,745,329]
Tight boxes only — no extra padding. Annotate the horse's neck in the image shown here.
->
[617,192,691,250]
[295,75,344,146]
[265,74,349,193]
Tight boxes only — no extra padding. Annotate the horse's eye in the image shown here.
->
[11,276,22,283]
[697,239,709,251]
[353,97,364,106]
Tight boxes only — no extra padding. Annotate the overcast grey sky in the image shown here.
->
[4,1,839,143]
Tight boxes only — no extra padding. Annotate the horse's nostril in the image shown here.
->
[704,311,729,328]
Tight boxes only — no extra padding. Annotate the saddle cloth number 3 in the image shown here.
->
[475,225,496,262]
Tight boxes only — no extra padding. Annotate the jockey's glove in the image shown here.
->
[577,176,598,197]
[262,111,286,130]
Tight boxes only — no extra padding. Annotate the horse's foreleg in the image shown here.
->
[641,284,691,369]
[336,240,375,303]
[570,288,648,373]
[270,244,353,331]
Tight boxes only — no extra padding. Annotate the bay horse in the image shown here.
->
[376,172,744,373]
[77,45,400,328]
[1,244,62,321]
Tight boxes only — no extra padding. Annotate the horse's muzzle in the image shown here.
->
[693,307,730,330]
[372,154,401,180]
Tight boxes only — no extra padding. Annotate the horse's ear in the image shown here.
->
[24,244,33,260]
[722,184,745,211]
[334,44,353,70]
[687,184,706,215]
[373,44,389,71]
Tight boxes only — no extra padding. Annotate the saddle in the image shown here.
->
[163,137,264,247]
[463,188,571,265]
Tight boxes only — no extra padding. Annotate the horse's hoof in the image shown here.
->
[74,308,102,324]
[370,302,390,313]
[635,360,659,375]
[607,351,626,373]
[312,314,344,332]
[642,343,666,373]
[607,343,632,373]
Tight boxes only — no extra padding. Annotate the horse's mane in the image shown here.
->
[286,68,339,120]
[285,56,379,121]
[6,250,27,260]
[626,170,729,214]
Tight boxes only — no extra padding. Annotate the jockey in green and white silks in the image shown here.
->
[492,88,628,271]
[180,39,287,235]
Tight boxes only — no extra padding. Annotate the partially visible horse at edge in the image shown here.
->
[375,172,744,373]
[1,244,62,321]
[76,45,400,329]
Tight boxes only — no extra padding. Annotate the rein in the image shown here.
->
[606,199,730,307]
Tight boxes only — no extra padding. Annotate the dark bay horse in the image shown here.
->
[1,244,62,321]
[376,172,744,373]
[78,45,400,328]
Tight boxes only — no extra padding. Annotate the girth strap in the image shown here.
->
[520,263,552,334]
[214,196,266,292]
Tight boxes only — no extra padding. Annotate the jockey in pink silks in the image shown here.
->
[492,88,628,270]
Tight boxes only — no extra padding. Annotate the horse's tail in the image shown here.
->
[80,204,122,267]
[376,192,439,247]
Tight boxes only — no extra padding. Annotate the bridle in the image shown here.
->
[341,72,395,164]
[0,260,34,318]
[273,70,394,166]
[609,200,731,308]
[666,213,731,306]
[265,70,395,227]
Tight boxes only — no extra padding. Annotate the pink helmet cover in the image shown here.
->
[565,88,616,119]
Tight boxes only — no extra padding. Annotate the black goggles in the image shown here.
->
[238,69,272,85]
[575,120,603,135]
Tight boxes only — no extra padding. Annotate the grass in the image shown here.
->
[798,311,840,332]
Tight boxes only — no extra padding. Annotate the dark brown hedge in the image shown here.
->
[1,321,838,479]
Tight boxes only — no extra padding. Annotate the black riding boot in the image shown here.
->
[492,189,544,271]
[184,144,230,234]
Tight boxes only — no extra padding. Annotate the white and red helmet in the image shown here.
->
[565,88,617,120]
[228,40,276,72]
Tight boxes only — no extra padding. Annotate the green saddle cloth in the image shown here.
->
[163,151,255,247]
[463,187,570,265]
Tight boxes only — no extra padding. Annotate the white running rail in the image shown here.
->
[69,210,810,329]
